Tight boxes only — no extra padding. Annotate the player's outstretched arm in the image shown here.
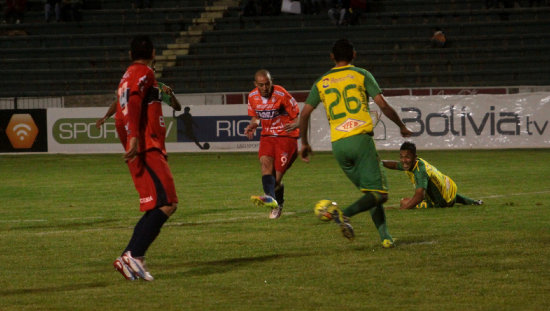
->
[96,99,117,129]
[167,87,182,111]
[382,160,399,170]
[373,94,412,138]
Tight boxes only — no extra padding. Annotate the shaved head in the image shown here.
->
[254,69,272,82]
[254,69,273,98]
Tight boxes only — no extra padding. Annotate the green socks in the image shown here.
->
[456,193,476,205]
[369,204,392,242]
[343,192,392,242]
[343,192,380,217]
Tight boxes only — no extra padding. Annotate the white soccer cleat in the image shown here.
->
[269,206,283,219]
[113,257,137,281]
[122,251,154,281]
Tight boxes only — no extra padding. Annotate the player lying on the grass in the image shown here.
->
[382,141,483,209]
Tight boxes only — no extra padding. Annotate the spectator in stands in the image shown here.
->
[328,0,349,25]
[430,27,446,48]
[4,0,27,24]
[44,0,60,22]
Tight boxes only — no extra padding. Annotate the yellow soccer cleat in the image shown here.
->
[250,195,279,209]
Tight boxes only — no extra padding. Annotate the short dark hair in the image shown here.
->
[130,35,154,61]
[332,39,355,62]
[400,141,416,155]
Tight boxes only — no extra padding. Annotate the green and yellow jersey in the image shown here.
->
[398,158,458,207]
[305,65,382,142]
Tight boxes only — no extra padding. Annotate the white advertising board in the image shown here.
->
[46,92,550,154]
[368,92,550,150]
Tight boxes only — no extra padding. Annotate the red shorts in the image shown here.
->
[258,136,298,174]
[127,149,178,211]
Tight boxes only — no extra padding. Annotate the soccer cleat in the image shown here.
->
[269,206,283,219]
[250,195,279,209]
[382,239,395,248]
[415,201,429,209]
[122,251,154,281]
[329,205,355,241]
[473,200,484,205]
[113,257,137,281]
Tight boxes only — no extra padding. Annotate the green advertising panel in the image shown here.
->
[52,118,177,144]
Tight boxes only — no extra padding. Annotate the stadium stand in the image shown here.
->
[0,0,549,98]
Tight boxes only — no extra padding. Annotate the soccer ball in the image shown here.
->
[314,199,337,222]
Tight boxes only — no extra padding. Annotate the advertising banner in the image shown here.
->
[365,92,550,150]
[47,105,260,153]
[0,109,48,153]
[46,92,550,153]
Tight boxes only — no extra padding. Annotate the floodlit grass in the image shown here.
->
[0,150,549,310]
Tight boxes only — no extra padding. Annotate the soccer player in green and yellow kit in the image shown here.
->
[288,39,412,248]
[383,141,483,209]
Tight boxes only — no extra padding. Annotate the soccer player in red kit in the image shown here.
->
[245,69,300,219]
[112,35,178,281]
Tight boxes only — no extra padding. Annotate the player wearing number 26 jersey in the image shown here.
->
[306,64,381,142]
[298,39,412,246]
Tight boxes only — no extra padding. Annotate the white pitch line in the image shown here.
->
[479,190,550,199]
[0,219,47,223]
[0,216,105,223]
[4,190,550,234]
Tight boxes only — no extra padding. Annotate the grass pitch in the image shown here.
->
[0,150,549,310]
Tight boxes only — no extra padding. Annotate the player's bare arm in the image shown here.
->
[245,116,260,140]
[373,94,413,138]
[400,188,425,209]
[163,85,182,111]
[96,99,117,129]
[298,104,315,162]
[382,160,399,170]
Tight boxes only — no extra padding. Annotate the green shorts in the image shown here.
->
[332,134,388,193]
